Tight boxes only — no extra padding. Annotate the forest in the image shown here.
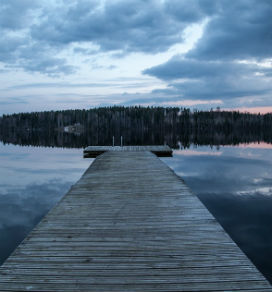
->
[0,106,272,148]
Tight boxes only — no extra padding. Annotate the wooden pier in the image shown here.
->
[0,147,271,291]
[83,145,173,157]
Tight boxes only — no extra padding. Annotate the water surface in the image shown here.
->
[0,142,272,283]
[162,143,272,282]
[0,143,91,264]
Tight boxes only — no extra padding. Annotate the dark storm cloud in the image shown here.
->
[1,0,272,87]
[188,0,272,60]
[143,57,260,80]
[143,57,272,100]
[31,0,211,54]
[164,0,218,22]
[0,0,213,74]
[142,0,272,103]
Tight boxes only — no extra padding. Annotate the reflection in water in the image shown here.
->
[0,181,69,264]
[1,130,272,149]
[1,107,272,149]
[0,144,91,263]
[0,142,272,284]
[162,146,272,283]
[1,112,272,149]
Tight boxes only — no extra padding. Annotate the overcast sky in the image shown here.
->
[1,0,272,115]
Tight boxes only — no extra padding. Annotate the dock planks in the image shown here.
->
[0,150,271,291]
[83,145,172,157]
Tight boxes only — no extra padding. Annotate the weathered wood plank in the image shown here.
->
[0,150,270,291]
[83,145,172,157]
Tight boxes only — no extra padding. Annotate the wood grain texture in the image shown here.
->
[83,145,172,157]
[0,150,270,291]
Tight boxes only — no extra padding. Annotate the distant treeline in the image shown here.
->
[0,106,272,148]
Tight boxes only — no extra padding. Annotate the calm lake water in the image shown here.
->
[0,142,272,283]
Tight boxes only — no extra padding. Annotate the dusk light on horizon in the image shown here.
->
[1,0,272,115]
[2,1,272,288]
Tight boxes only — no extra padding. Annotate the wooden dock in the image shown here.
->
[0,148,271,291]
[83,145,173,157]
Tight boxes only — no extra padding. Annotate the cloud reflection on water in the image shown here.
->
[0,142,272,283]
[0,143,91,264]
[162,145,272,283]
[0,181,69,263]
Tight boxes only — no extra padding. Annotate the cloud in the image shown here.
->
[0,97,28,106]
[0,35,76,75]
[0,181,68,264]
[0,1,74,75]
[7,80,154,90]
[1,0,272,110]
[0,0,213,75]
[0,0,40,30]
[31,0,210,54]
[142,0,272,105]
[143,57,272,101]
[164,0,218,22]
[143,57,262,80]
[18,50,76,75]
[187,0,272,61]
[0,34,25,63]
